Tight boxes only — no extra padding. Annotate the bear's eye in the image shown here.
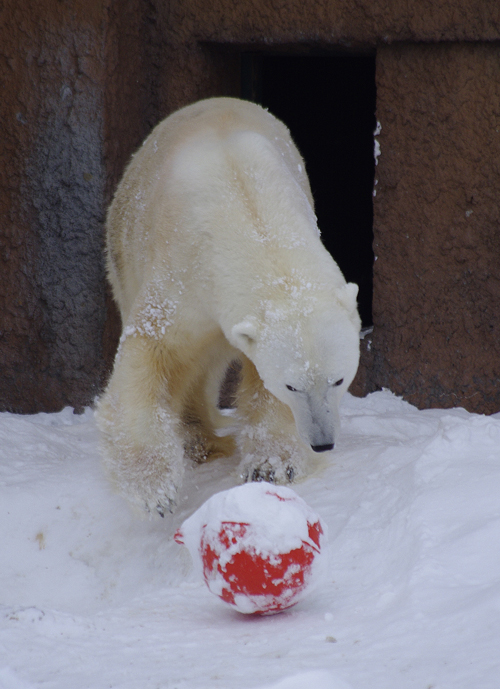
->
[286,385,298,392]
[333,378,344,387]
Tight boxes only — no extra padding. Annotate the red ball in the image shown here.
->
[174,483,327,615]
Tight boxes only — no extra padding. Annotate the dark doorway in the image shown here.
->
[241,54,376,327]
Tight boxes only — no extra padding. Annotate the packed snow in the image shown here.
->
[1,390,500,688]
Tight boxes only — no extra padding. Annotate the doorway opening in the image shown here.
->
[241,53,376,327]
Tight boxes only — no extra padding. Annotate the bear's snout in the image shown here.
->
[311,443,334,453]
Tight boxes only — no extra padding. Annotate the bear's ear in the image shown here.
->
[338,282,359,312]
[231,319,258,353]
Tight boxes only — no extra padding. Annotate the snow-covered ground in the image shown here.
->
[1,390,500,689]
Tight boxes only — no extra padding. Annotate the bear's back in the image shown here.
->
[105,98,345,327]
[106,98,319,317]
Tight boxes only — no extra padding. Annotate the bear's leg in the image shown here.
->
[180,334,238,463]
[96,334,186,515]
[235,358,311,484]
[182,393,236,463]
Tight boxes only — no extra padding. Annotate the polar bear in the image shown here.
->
[97,97,360,515]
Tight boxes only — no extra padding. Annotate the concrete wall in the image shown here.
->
[1,1,109,412]
[371,43,500,412]
[0,0,159,412]
[1,0,499,413]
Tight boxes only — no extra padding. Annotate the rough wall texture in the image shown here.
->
[370,43,500,412]
[157,1,500,119]
[0,0,109,412]
[162,0,500,47]
[157,43,241,118]
[0,0,161,412]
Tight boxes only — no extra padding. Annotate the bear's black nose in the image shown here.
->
[311,443,334,453]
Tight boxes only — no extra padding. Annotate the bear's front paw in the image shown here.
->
[105,447,184,517]
[240,456,297,485]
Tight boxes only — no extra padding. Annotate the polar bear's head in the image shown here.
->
[231,284,361,452]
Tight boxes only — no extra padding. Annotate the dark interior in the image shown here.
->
[241,54,376,327]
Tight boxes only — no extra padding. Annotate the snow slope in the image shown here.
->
[1,391,500,689]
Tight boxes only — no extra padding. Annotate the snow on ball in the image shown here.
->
[174,482,327,615]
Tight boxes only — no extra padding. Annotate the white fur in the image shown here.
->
[96,97,360,514]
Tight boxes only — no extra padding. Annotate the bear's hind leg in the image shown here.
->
[181,399,236,463]
[180,335,238,463]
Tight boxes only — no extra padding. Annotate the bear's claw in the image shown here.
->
[243,462,296,485]
[144,497,176,517]
[251,467,275,483]
[286,465,295,481]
